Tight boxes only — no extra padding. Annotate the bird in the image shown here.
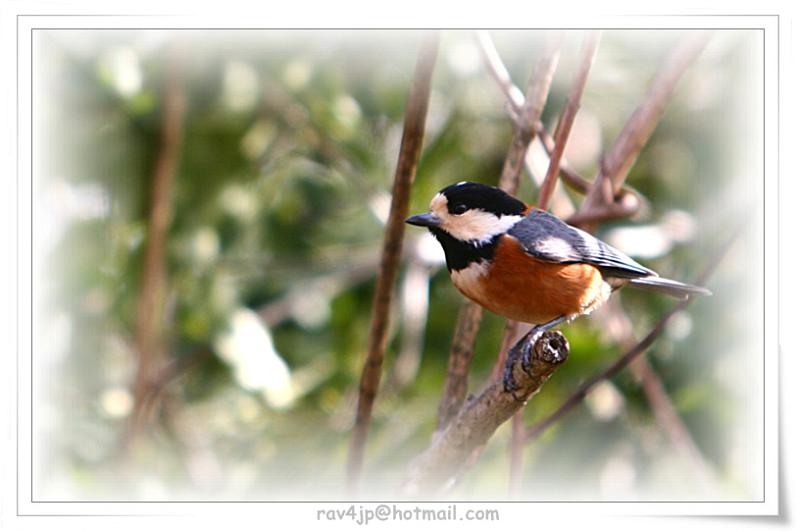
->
[405,181,711,392]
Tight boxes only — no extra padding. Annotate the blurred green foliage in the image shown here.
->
[34,29,762,500]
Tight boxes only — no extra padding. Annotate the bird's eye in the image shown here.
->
[452,204,468,215]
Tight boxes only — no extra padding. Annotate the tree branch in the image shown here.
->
[579,31,710,219]
[596,299,716,487]
[477,30,621,200]
[537,31,600,210]
[346,34,440,491]
[405,330,569,494]
[435,35,562,433]
[535,125,591,194]
[498,33,562,193]
[436,301,483,430]
[127,43,186,442]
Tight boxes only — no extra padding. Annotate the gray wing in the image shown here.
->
[507,209,656,279]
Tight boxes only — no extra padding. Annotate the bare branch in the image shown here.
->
[476,31,638,202]
[596,299,716,486]
[506,32,600,486]
[579,31,710,215]
[443,32,563,493]
[523,228,737,444]
[565,191,642,227]
[537,32,600,210]
[435,36,562,432]
[536,123,591,194]
[127,43,186,441]
[405,331,569,494]
[436,301,483,430]
[346,34,440,490]
[475,30,525,113]
[632,350,717,483]
[498,33,562,193]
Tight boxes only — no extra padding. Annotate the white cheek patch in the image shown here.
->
[444,211,523,244]
[428,192,522,244]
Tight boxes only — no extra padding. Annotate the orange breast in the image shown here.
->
[451,234,610,324]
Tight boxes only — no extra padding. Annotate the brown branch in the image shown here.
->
[565,191,642,227]
[498,33,562,193]
[596,299,716,486]
[477,31,617,200]
[436,301,483,430]
[127,43,186,441]
[404,331,569,494]
[473,32,562,494]
[346,34,440,491]
[475,30,525,113]
[579,31,710,219]
[633,350,717,483]
[435,36,561,432]
[493,34,562,488]
[535,125,591,194]
[523,228,737,444]
[537,32,600,210]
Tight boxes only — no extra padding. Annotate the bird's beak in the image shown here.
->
[405,212,441,228]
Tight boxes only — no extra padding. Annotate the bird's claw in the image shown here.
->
[502,328,543,394]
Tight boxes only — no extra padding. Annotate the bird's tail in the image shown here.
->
[627,276,712,299]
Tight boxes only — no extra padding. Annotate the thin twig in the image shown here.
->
[475,30,525,113]
[535,125,591,194]
[477,31,605,198]
[596,299,716,487]
[537,32,600,210]
[523,228,738,444]
[477,31,656,212]
[346,34,440,491]
[498,33,562,193]
[579,31,710,219]
[127,43,186,443]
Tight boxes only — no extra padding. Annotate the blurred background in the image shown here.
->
[32,29,764,501]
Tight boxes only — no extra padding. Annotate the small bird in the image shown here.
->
[406,181,710,391]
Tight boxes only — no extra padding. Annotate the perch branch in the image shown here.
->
[346,34,439,490]
[405,331,570,494]
[496,33,563,491]
[476,31,562,493]
[524,228,737,444]
[435,35,561,432]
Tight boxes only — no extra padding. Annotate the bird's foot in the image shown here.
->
[502,327,541,394]
[502,327,569,394]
